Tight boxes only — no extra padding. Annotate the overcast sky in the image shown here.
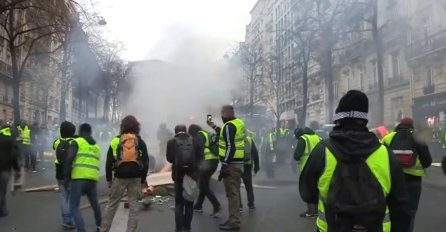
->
[94,0,256,61]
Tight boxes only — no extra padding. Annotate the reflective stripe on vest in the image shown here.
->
[199,131,218,160]
[17,126,31,145]
[218,118,245,162]
[382,131,425,176]
[71,137,101,181]
[298,134,321,172]
[317,145,391,232]
[0,127,11,136]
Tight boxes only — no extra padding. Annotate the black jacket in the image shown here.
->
[249,139,260,171]
[0,132,20,173]
[293,127,316,162]
[64,135,98,180]
[300,124,409,231]
[105,135,149,184]
[166,132,201,181]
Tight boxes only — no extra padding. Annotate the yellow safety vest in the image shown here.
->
[110,135,143,159]
[382,131,425,176]
[279,128,288,136]
[443,131,446,149]
[298,134,321,172]
[71,137,101,181]
[0,127,12,136]
[53,138,74,165]
[268,132,275,151]
[17,126,32,145]
[218,118,245,162]
[244,135,253,165]
[317,145,391,232]
[199,131,218,161]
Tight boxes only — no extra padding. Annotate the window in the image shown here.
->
[427,67,434,87]
[334,81,339,99]
[423,17,431,45]
[391,52,400,79]
[391,97,404,122]
[371,60,378,84]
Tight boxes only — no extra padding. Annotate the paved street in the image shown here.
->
[1,162,446,232]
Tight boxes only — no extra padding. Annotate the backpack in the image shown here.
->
[244,136,252,163]
[389,130,417,168]
[117,134,140,166]
[182,174,198,202]
[56,138,72,165]
[175,137,196,168]
[209,133,219,156]
[325,141,387,231]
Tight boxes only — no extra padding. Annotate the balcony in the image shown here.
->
[387,76,409,87]
[406,30,446,62]
[423,85,435,95]
[312,94,321,101]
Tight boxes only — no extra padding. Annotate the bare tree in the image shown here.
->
[259,55,282,128]
[0,0,73,122]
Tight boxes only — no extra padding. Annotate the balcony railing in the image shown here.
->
[423,85,435,95]
[406,29,446,61]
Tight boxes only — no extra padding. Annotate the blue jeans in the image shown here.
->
[70,180,102,232]
[57,180,74,225]
[0,171,10,216]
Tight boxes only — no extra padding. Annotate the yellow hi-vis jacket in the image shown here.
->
[17,126,31,145]
[382,132,425,176]
[199,131,218,161]
[317,145,391,232]
[71,137,101,181]
[298,134,321,171]
[218,118,245,162]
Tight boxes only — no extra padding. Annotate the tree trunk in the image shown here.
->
[301,64,309,127]
[322,27,335,122]
[9,10,21,123]
[59,43,69,123]
[103,93,111,121]
[372,0,385,125]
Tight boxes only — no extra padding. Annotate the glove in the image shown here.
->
[218,163,230,181]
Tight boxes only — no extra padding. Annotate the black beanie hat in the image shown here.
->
[60,121,76,138]
[333,90,369,122]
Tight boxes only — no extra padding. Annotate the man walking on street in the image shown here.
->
[208,105,245,231]
[300,90,410,232]
[262,128,276,179]
[53,121,76,229]
[64,123,102,232]
[239,133,259,212]
[167,125,200,232]
[0,122,21,217]
[383,117,432,232]
[294,127,321,218]
[17,121,34,172]
[188,124,222,217]
[101,115,149,232]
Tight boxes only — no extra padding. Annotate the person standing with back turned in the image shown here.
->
[208,105,245,231]
[300,90,409,232]
[101,115,149,232]
[64,123,102,232]
[166,125,201,232]
[382,117,432,232]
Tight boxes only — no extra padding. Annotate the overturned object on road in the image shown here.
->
[24,184,59,193]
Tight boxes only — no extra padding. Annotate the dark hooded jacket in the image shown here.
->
[293,127,316,162]
[300,124,410,232]
[64,135,98,181]
[0,127,20,173]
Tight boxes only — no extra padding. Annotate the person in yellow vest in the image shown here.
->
[263,128,276,179]
[64,123,102,232]
[442,127,446,150]
[294,127,321,218]
[208,105,245,231]
[188,124,222,218]
[0,122,20,217]
[17,121,34,172]
[300,90,410,232]
[53,121,76,229]
[382,117,432,232]
[101,115,149,232]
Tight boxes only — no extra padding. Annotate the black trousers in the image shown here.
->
[174,171,195,231]
[239,164,254,207]
[194,160,220,210]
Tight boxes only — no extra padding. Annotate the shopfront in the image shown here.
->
[413,92,446,129]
